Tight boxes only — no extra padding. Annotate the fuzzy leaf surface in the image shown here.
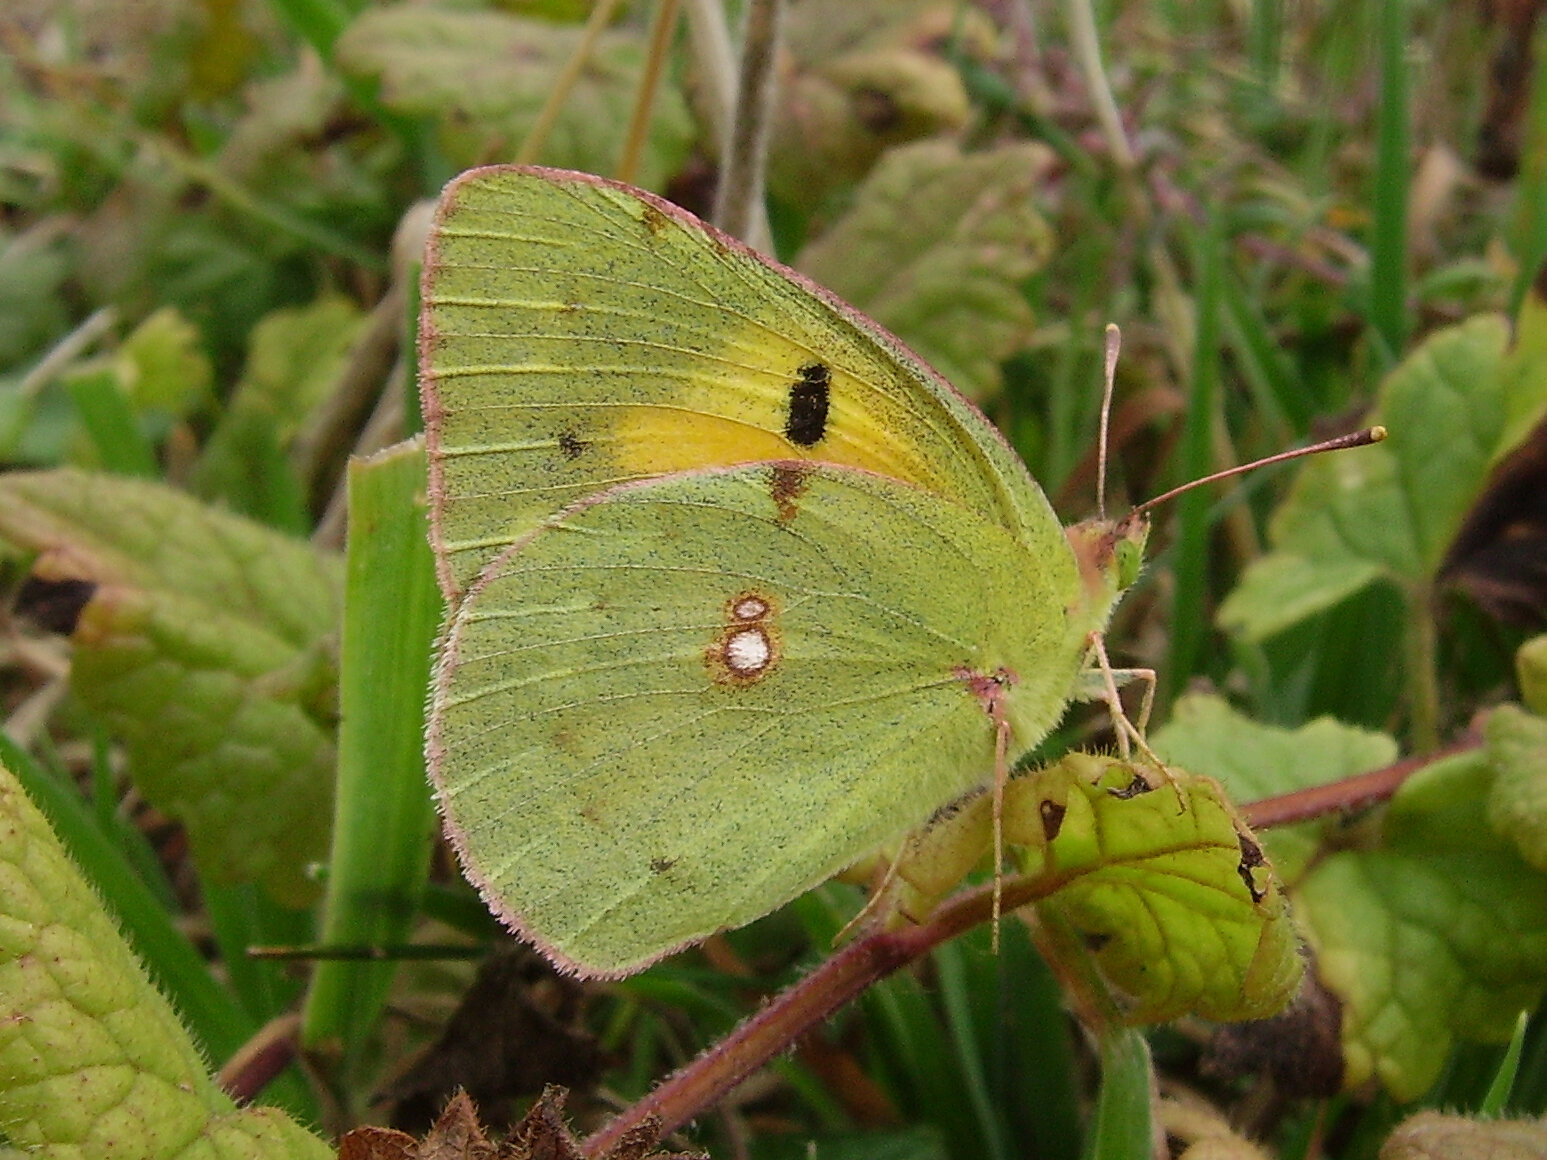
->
[0,761,330,1158]
[894,752,1302,1024]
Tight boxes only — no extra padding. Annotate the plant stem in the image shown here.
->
[617,0,682,184]
[711,0,782,247]
[516,0,623,166]
[1369,0,1410,365]
[581,874,1050,1156]
[1405,586,1441,752]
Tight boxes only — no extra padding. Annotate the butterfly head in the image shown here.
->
[1066,511,1149,616]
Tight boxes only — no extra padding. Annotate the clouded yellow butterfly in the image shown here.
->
[420,166,1147,977]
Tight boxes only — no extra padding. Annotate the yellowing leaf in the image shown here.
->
[797,142,1055,404]
[115,306,214,421]
[336,9,693,190]
[0,469,341,906]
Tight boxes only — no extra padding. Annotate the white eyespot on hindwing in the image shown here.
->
[707,591,780,686]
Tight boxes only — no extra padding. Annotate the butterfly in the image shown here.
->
[419,166,1146,978]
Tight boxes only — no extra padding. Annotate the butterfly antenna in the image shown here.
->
[1097,324,1121,521]
[1130,426,1388,519]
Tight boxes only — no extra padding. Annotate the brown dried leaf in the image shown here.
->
[381,950,600,1133]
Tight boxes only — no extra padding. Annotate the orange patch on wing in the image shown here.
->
[769,463,811,522]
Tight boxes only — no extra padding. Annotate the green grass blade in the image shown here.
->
[1222,267,1300,438]
[934,939,1011,1160]
[1367,0,1411,365]
[1480,1010,1531,1116]
[1510,1009,1547,1113]
[1082,1026,1154,1160]
[1165,212,1223,700]
[202,881,310,1025]
[997,931,1083,1160]
[863,967,987,1160]
[1510,24,1547,316]
[65,367,159,478]
[301,438,440,1054]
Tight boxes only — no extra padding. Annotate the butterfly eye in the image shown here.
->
[1114,538,1145,591]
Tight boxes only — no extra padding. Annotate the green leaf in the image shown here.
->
[1082,1027,1154,1160]
[191,295,364,532]
[796,141,1054,404]
[1156,697,1547,1101]
[1516,633,1547,718]
[1480,1010,1532,1117]
[1297,817,1547,1099]
[301,440,439,1053]
[1152,693,1399,879]
[767,0,986,209]
[334,8,694,191]
[1219,312,1547,641]
[0,760,330,1158]
[1485,704,1547,874]
[0,469,341,906]
[1025,755,1303,1025]
[115,306,214,422]
[0,734,259,1074]
[64,365,161,479]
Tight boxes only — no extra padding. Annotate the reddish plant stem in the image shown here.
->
[583,736,1482,1154]
[1240,731,1480,830]
[582,874,1048,1156]
[216,1012,301,1105]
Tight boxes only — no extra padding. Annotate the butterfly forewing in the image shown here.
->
[428,463,1092,977]
[420,166,1055,597]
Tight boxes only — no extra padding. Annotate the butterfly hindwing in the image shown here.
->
[427,463,1092,977]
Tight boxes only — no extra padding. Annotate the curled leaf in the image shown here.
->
[891,753,1302,1024]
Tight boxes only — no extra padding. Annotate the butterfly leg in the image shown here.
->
[1084,633,1183,808]
[832,850,908,945]
[990,697,1011,953]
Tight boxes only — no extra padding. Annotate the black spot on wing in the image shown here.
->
[557,430,589,460]
[785,362,831,446]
